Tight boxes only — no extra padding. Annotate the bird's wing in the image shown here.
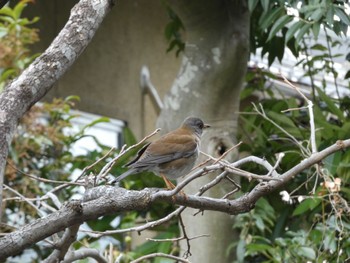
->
[125,142,151,167]
[128,133,198,169]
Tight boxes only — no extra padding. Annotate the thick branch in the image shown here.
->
[0,0,113,219]
[43,224,81,263]
[0,139,349,260]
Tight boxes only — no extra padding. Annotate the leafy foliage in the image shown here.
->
[249,0,349,65]
[236,56,350,263]
[0,0,40,92]
[164,5,185,57]
[4,96,180,261]
[236,2,350,259]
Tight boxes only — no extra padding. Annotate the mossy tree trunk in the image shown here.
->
[157,1,250,262]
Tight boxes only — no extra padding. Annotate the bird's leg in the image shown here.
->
[160,173,177,202]
[160,173,187,201]
[160,173,176,189]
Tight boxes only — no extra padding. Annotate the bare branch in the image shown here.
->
[100,128,161,181]
[146,234,209,243]
[3,184,45,217]
[131,253,191,263]
[179,215,192,258]
[252,103,309,156]
[0,0,114,219]
[281,75,317,154]
[61,248,107,263]
[0,139,349,260]
[43,224,80,263]
[6,162,83,186]
[80,146,116,184]
[83,206,186,238]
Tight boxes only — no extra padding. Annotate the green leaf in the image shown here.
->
[324,152,342,175]
[64,95,80,102]
[236,239,246,262]
[255,216,265,231]
[292,198,321,216]
[267,111,302,137]
[295,23,312,43]
[310,43,327,51]
[0,26,7,38]
[286,20,304,42]
[164,23,174,40]
[157,241,172,254]
[82,117,110,130]
[345,70,350,80]
[260,0,270,12]
[13,1,27,20]
[0,15,15,24]
[326,6,335,26]
[259,7,284,30]
[248,0,259,12]
[334,7,350,26]
[309,8,325,22]
[346,52,350,62]
[274,237,287,247]
[298,247,316,260]
[246,243,272,253]
[316,87,345,122]
[267,15,293,41]
[312,22,320,39]
[0,6,14,17]
[299,4,320,14]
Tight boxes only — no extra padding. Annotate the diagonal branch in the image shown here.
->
[62,248,107,263]
[0,0,114,220]
[43,224,81,263]
[0,139,349,260]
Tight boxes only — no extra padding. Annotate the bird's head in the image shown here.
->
[182,117,210,136]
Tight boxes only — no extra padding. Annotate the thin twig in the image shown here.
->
[130,253,191,263]
[253,103,310,156]
[222,176,241,199]
[61,248,107,263]
[201,152,281,181]
[146,234,209,243]
[6,162,83,186]
[3,184,45,217]
[213,142,242,164]
[266,152,284,177]
[179,214,192,258]
[100,128,161,180]
[82,206,185,238]
[82,147,116,184]
[281,74,317,154]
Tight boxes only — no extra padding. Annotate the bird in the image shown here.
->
[111,117,210,189]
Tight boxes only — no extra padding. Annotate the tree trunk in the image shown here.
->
[157,1,249,262]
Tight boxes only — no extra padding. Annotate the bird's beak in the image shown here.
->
[204,123,211,129]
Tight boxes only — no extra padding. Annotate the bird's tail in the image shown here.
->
[110,169,135,185]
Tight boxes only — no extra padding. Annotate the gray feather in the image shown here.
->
[110,169,136,184]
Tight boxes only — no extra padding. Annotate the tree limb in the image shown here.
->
[0,139,349,260]
[0,0,113,219]
[61,248,107,263]
[43,224,81,263]
[131,252,190,263]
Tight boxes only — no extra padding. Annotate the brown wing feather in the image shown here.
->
[125,142,151,167]
[128,132,198,169]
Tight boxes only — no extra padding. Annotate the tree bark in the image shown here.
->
[0,0,113,220]
[0,137,349,260]
[158,1,249,261]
